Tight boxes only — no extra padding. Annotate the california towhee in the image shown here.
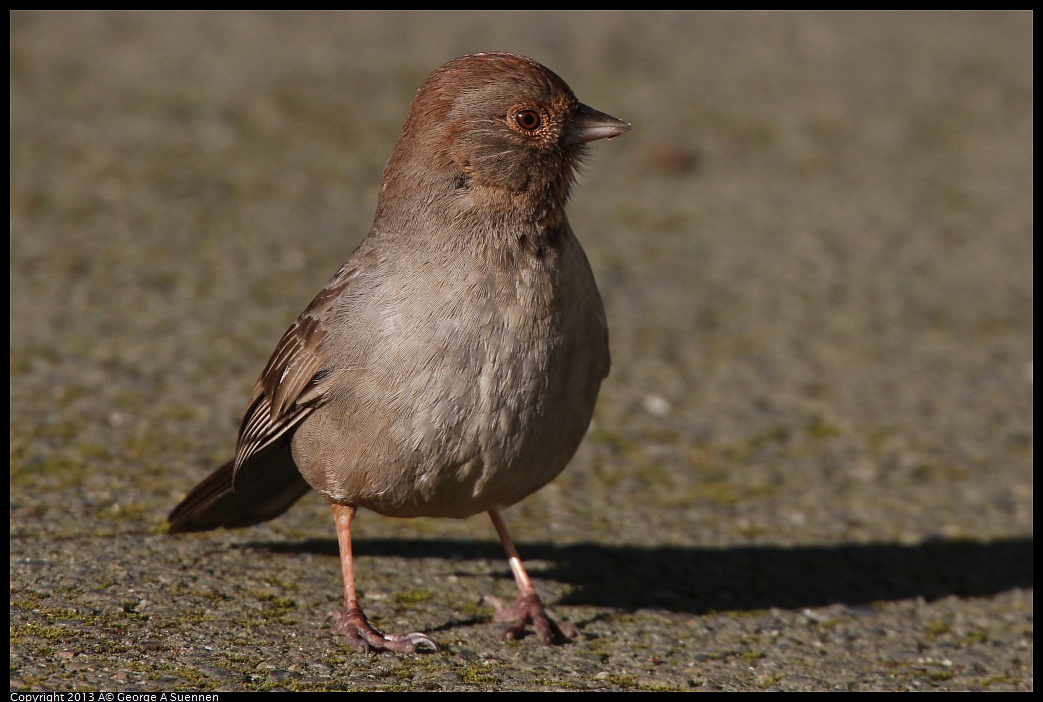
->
[168,52,630,653]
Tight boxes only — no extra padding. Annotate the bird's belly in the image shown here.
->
[375,324,601,518]
[292,230,610,519]
[294,304,605,520]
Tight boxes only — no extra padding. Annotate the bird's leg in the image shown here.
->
[329,503,438,653]
[483,508,575,644]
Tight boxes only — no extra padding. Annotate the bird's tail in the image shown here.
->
[168,447,311,533]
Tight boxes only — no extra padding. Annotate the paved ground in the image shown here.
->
[10,11,1032,691]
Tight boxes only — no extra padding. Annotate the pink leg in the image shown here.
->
[329,503,438,653]
[483,508,575,644]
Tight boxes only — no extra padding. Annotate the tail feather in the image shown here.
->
[168,446,311,533]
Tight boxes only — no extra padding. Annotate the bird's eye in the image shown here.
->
[513,109,542,132]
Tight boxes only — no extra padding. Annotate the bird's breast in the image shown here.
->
[295,227,608,518]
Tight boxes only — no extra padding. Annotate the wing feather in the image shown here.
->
[231,263,359,482]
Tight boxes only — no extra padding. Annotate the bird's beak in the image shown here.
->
[564,103,632,145]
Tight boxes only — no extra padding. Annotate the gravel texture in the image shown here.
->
[10,11,1032,692]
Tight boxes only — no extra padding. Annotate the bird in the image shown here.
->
[168,51,630,654]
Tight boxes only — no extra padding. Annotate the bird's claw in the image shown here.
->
[331,606,439,654]
[482,592,576,644]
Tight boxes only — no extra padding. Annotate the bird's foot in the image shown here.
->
[482,592,577,644]
[330,605,439,654]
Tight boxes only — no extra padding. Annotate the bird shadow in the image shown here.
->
[244,535,1032,615]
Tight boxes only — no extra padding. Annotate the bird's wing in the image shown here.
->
[232,263,359,481]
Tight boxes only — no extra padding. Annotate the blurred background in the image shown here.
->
[10,11,1032,691]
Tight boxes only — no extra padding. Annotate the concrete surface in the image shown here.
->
[10,11,1032,691]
